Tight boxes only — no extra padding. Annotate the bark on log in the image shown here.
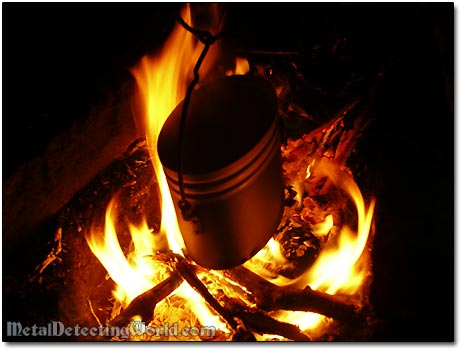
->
[3,80,139,247]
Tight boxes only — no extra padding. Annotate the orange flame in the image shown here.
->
[226,56,250,76]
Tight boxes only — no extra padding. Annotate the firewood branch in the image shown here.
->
[175,258,256,341]
[109,272,183,328]
[102,255,364,341]
[221,296,311,341]
[223,266,364,324]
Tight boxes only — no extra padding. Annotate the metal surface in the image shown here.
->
[158,75,284,269]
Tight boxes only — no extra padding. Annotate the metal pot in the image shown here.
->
[158,75,284,269]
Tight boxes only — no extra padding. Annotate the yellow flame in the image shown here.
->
[173,282,231,334]
[226,56,250,76]
[245,159,375,332]
[293,179,305,209]
[86,199,157,307]
[289,161,374,330]
[312,214,333,238]
[301,161,375,294]
[305,164,312,179]
[243,237,290,281]
[274,311,324,332]
[130,6,200,255]
[235,57,250,74]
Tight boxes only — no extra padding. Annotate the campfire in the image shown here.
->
[71,5,377,341]
[6,3,413,342]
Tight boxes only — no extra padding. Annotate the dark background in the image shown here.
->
[3,3,454,341]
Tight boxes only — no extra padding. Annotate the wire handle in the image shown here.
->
[175,13,223,231]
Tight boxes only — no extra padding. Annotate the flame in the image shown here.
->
[300,161,375,295]
[305,163,312,179]
[86,198,159,308]
[245,159,375,332]
[275,311,325,332]
[226,56,250,76]
[312,214,333,238]
[234,57,250,74]
[243,238,291,281]
[130,6,198,255]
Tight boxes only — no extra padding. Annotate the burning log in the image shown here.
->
[221,296,311,341]
[223,266,365,324]
[172,256,312,340]
[175,257,256,341]
[94,248,367,340]
[109,272,184,329]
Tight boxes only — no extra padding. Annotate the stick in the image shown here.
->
[175,258,256,341]
[109,272,183,328]
[221,296,311,341]
[87,299,103,327]
[223,266,364,324]
[28,228,63,282]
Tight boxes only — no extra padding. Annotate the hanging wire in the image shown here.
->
[175,13,224,221]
